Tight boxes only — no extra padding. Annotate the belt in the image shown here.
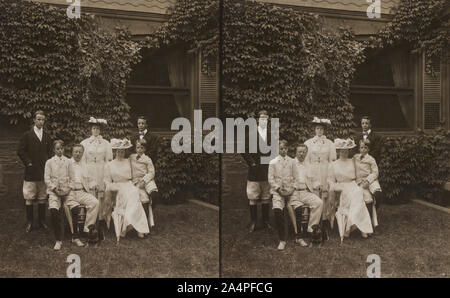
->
[295,188,307,191]
[73,188,84,191]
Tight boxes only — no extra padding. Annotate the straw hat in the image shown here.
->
[110,138,132,150]
[312,116,331,126]
[334,138,356,150]
[88,117,107,125]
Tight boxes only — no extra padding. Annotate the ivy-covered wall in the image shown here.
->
[222,0,365,143]
[0,0,141,142]
[0,0,219,205]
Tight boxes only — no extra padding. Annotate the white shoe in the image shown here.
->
[137,232,144,239]
[296,238,308,247]
[53,241,62,251]
[277,241,286,251]
[361,232,368,238]
[72,238,85,247]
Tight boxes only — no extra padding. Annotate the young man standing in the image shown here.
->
[356,116,383,163]
[241,110,273,233]
[131,116,160,166]
[17,110,53,233]
[131,116,162,207]
[356,116,384,209]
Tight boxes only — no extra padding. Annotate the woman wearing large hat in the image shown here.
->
[304,117,336,240]
[327,138,373,242]
[80,117,113,239]
[103,138,149,240]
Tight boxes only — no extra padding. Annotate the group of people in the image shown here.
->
[243,111,384,250]
[17,111,161,250]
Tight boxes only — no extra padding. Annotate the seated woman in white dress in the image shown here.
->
[103,138,150,240]
[327,138,373,242]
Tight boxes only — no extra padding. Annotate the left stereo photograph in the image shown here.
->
[0,0,220,278]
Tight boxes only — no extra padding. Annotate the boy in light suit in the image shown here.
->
[130,139,158,231]
[44,140,77,250]
[354,139,380,231]
[268,140,297,251]
[65,144,99,244]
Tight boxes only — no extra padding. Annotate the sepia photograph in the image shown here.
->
[221,0,449,278]
[0,0,449,284]
[0,0,219,278]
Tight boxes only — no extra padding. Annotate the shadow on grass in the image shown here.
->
[222,203,450,278]
[0,203,219,277]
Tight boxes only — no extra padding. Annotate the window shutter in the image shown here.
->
[423,54,441,129]
[199,52,218,119]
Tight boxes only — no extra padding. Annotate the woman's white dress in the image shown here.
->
[328,159,373,240]
[104,159,150,237]
[304,135,336,220]
[80,135,113,220]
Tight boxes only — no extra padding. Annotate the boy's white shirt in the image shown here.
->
[130,153,158,193]
[44,155,72,193]
[353,153,382,193]
[268,155,297,193]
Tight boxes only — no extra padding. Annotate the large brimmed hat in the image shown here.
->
[312,116,331,126]
[110,138,132,150]
[334,138,356,150]
[88,117,108,125]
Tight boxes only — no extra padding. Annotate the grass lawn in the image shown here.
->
[222,203,450,278]
[0,202,218,278]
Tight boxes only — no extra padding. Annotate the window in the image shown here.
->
[350,48,415,131]
[126,51,190,131]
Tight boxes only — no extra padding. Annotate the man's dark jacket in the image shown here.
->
[241,127,272,182]
[17,128,52,181]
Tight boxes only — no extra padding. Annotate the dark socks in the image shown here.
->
[26,205,33,225]
[273,208,286,242]
[249,205,257,224]
[50,209,62,241]
[374,191,383,209]
[262,203,270,224]
[71,206,80,239]
[38,203,47,227]
[294,207,303,239]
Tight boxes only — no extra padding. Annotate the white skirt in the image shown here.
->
[335,181,373,239]
[112,181,150,236]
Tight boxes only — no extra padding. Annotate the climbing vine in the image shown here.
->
[0,0,141,142]
[370,0,449,74]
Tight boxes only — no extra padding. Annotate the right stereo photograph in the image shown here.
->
[220,0,450,278]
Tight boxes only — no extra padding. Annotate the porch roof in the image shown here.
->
[32,0,177,15]
[259,0,401,15]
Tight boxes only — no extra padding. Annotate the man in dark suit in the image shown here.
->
[17,110,53,232]
[356,116,384,209]
[241,110,273,233]
[356,116,383,164]
[131,116,160,164]
[131,116,162,206]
